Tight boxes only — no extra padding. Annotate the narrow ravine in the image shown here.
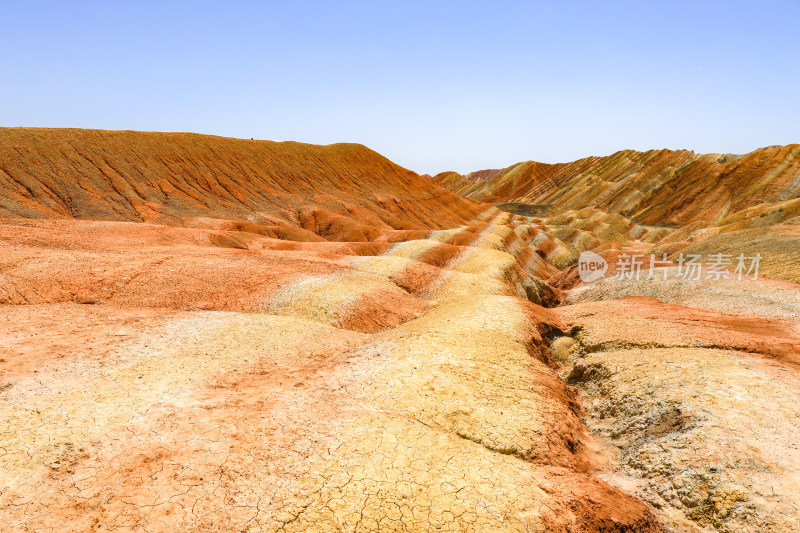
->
[550,278,800,532]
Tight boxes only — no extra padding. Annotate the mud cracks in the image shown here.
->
[0,209,666,532]
[555,293,800,532]
[2,206,799,532]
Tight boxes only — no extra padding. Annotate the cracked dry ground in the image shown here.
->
[1,208,799,532]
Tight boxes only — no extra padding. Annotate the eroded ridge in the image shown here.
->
[3,128,800,532]
[0,207,660,532]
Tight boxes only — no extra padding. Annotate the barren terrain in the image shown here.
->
[1,128,799,532]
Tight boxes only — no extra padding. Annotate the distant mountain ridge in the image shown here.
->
[0,128,484,232]
[430,145,800,227]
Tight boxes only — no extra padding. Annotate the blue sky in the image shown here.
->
[2,0,798,173]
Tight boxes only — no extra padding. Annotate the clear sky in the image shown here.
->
[2,1,798,174]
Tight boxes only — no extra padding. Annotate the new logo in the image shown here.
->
[578,251,608,282]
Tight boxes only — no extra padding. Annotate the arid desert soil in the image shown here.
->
[1,128,799,532]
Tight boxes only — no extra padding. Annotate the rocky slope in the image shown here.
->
[432,145,800,227]
[0,128,485,238]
